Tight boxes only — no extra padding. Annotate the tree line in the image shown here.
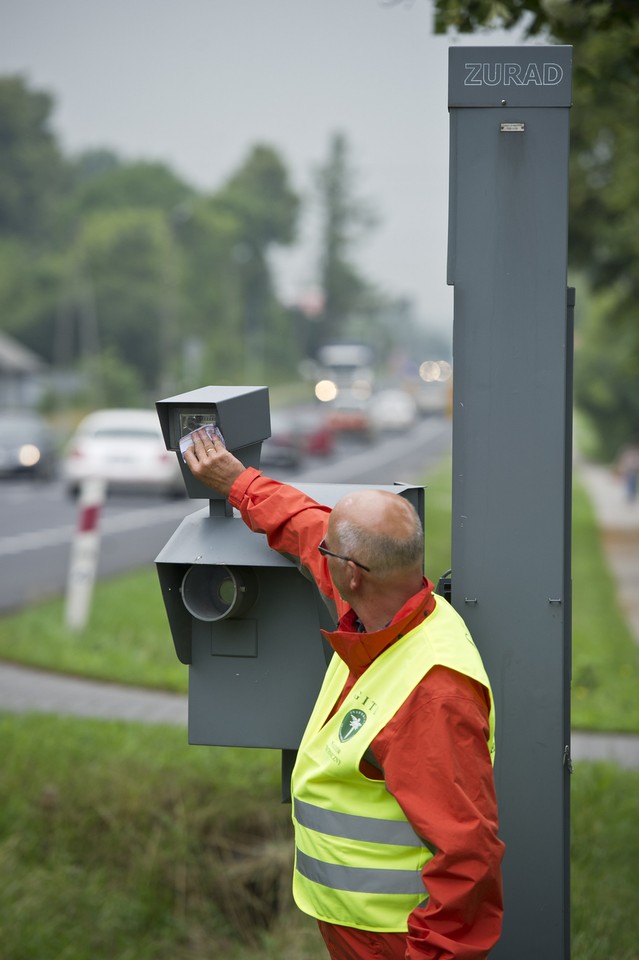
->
[0,78,434,410]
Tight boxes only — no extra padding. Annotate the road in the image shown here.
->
[0,415,451,614]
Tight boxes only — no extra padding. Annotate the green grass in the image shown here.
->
[423,459,639,732]
[0,712,637,959]
[0,713,324,960]
[0,569,186,691]
[423,458,453,586]
[1,456,638,732]
[571,481,639,731]
[571,762,639,959]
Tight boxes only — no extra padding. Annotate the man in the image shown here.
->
[184,429,504,960]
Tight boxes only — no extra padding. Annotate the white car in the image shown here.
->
[62,408,185,498]
[369,389,417,432]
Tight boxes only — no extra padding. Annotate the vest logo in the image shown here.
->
[339,709,367,743]
[464,61,564,87]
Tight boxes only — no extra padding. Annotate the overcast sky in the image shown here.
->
[0,0,532,333]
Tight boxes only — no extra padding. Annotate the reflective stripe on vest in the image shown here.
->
[296,849,427,897]
[291,594,495,932]
[295,797,425,848]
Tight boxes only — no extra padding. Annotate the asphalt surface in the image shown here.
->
[1,455,639,769]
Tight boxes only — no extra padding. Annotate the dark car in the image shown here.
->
[260,412,303,469]
[292,408,335,458]
[325,391,376,443]
[0,411,57,480]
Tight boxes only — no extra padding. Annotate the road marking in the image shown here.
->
[0,502,199,557]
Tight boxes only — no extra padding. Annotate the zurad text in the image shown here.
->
[464,62,564,87]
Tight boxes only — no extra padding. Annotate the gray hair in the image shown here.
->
[332,509,424,577]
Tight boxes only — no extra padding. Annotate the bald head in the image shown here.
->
[328,490,424,578]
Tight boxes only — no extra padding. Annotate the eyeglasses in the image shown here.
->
[318,537,370,572]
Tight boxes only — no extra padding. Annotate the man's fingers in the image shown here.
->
[188,429,212,459]
[183,444,198,467]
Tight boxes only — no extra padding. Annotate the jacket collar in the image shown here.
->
[322,578,436,677]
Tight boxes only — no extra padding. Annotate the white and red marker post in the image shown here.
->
[65,476,106,631]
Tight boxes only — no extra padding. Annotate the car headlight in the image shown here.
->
[19,444,41,467]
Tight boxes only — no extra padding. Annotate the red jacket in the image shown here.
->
[228,468,504,959]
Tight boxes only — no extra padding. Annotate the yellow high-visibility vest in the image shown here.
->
[291,594,495,932]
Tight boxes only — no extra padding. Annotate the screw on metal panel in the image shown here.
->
[501,99,507,106]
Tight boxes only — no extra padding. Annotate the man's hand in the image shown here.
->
[183,428,246,497]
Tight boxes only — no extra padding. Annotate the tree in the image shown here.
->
[431,0,638,38]
[574,278,639,461]
[429,0,639,458]
[0,239,66,364]
[0,75,66,241]
[0,71,314,395]
[70,207,180,394]
[211,145,301,381]
[168,200,247,386]
[313,132,379,350]
[64,159,195,218]
[214,144,299,250]
[66,149,122,189]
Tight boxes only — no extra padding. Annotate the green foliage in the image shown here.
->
[432,0,639,39]
[313,132,379,350]
[574,280,639,461]
[0,77,417,403]
[70,206,183,392]
[431,0,639,466]
[0,75,66,241]
[568,24,639,453]
[0,239,66,362]
[67,148,121,186]
[210,145,302,382]
[74,347,146,408]
[214,144,300,250]
[0,77,311,399]
[66,160,195,219]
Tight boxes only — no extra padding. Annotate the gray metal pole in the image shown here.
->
[447,47,573,959]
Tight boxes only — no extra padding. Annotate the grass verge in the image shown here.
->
[0,712,637,959]
[0,713,324,960]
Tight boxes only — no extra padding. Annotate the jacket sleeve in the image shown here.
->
[228,467,345,614]
[376,667,504,959]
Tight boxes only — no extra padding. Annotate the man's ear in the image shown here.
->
[347,562,363,590]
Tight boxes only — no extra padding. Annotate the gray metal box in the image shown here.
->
[156,385,270,500]
[156,479,423,751]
